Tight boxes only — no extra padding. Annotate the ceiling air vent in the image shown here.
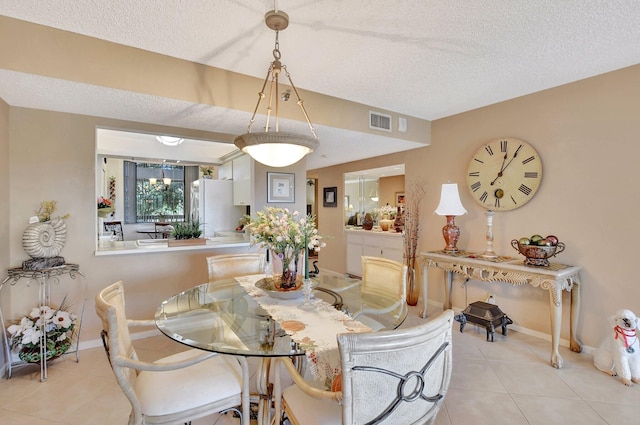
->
[369,111,392,132]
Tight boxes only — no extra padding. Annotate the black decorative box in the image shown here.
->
[454,301,513,342]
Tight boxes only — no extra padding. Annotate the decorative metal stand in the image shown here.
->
[0,264,87,382]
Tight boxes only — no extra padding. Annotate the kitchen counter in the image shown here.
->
[95,234,251,256]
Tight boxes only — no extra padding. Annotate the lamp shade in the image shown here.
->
[234,132,318,168]
[434,183,467,216]
[156,136,184,146]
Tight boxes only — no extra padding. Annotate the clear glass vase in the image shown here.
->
[406,262,419,306]
[270,249,304,290]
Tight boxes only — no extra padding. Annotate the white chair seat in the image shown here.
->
[95,281,247,425]
[282,385,341,425]
[137,349,242,417]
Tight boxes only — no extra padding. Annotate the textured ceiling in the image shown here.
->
[1,1,639,168]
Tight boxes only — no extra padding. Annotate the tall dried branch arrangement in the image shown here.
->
[403,179,426,268]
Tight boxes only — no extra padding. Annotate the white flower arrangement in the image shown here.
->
[246,207,325,254]
[245,207,326,288]
[375,204,397,218]
[7,303,77,363]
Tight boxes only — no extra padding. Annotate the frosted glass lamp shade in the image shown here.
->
[156,136,184,146]
[234,132,318,168]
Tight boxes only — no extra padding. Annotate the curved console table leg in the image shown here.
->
[570,278,583,353]
[548,285,563,369]
[443,270,453,310]
[420,262,428,318]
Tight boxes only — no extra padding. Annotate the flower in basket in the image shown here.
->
[246,207,325,289]
[7,302,78,363]
[97,196,112,209]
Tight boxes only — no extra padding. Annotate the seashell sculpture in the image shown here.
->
[22,219,67,258]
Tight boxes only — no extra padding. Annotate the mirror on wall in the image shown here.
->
[344,165,405,227]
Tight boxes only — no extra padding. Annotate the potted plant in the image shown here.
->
[97,196,114,218]
[168,219,206,247]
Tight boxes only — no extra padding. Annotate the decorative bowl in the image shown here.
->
[511,239,565,266]
[255,278,318,300]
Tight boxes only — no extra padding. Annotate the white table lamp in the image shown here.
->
[434,183,467,251]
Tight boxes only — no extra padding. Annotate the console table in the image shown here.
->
[419,250,582,368]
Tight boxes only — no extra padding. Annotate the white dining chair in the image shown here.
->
[274,309,454,425]
[95,281,249,425]
[353,256,408,330]
[207,253,265,281]
[206,252,273,422]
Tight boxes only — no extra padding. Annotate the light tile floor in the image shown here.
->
[1,305,639,425]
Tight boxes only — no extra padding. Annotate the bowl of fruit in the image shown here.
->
[511,234,565,266]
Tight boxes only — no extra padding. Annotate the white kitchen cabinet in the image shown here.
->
[218,161,233,180]
[346,230,404,277]
[346,232,364,276]
[232,154,253,206]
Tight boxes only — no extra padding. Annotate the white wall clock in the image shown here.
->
[466,137,543,211]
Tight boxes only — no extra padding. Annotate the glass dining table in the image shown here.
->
[154,271,408,425]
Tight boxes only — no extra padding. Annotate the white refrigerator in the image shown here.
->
[190,179,244,237]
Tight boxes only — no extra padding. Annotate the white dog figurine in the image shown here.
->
[594,309,640,386]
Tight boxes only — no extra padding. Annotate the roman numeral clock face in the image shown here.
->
[466,138,542,211]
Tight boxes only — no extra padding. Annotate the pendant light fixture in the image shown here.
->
[156,136,184,146]
[369,187,379,202]
[234,4,319,168]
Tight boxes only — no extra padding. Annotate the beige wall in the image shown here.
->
[3,63,640,352]
[0,15,430,145]
[0,98,8,273]
[3,108,251,347]
[313,64,640,349]
[379,175,405,209]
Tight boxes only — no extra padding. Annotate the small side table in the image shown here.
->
[1,264,87,381]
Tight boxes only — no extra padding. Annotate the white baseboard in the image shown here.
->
[426,299,596,354]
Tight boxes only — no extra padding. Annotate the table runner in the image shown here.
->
[235,274,371,388]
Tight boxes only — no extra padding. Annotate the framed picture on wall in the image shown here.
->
[396,192,405,207]
[323,187,338,207]
[267,172,295,203]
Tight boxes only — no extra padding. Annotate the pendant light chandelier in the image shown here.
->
[234,5,319,168]
[156,136,184,146]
